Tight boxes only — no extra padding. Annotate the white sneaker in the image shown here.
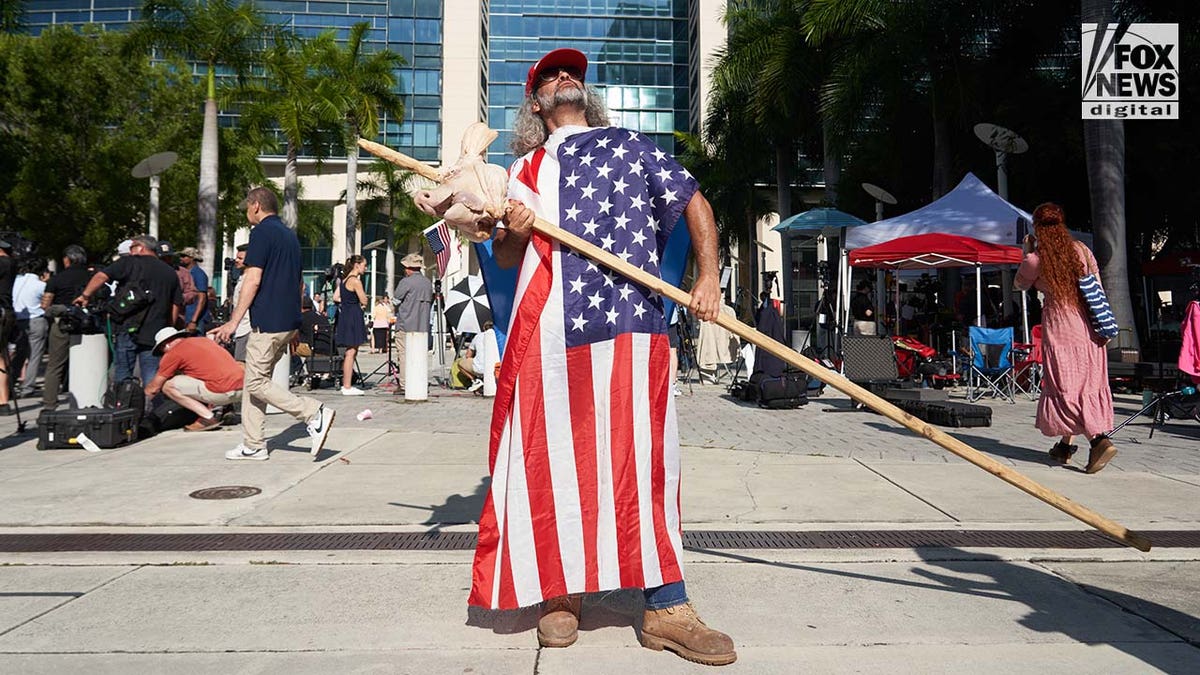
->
[341,387,365,396]
[673,386,683,396]
[467,379,483,393]
[226,443,268,461]
[306,405,336,457]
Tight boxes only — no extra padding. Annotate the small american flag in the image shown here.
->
[423,220,452,277]
[471,127,699,609]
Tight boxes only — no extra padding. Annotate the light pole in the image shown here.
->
[974,123,1029,336]
[861,183,897,330]
[131,151,178,239]
[364,238,386,301]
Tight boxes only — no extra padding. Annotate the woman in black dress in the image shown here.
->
[334,255,369,395]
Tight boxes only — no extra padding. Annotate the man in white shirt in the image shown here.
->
[12,259,49,397]
[231,244,252,361]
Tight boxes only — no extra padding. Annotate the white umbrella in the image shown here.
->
[444,275,491,335]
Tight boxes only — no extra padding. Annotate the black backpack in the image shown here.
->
[103,377,146,425]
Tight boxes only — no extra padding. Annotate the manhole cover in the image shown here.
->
[189,486,262,500]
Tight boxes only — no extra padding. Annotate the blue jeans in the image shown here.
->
[114,331,159,384]
[644,581,688,610]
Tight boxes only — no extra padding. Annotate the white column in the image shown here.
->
[148,175,161,239]
[405,332,429,401]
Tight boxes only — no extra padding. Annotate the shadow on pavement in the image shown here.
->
[466,587,645,636]
[389,476,490,533]
[862,421,1064,468]
[689,546,1200,671]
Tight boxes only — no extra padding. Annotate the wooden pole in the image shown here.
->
[357,136,1152,553]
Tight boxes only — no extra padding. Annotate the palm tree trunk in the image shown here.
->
[385,206,396,298]
[345,134,359,255]
[197,67,219,281]
[1083,0,1138,350]
[821,120,841,206]
[283,143,299,230]
[930,80,953,199]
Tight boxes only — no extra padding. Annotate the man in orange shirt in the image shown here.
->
[144,327,244,432]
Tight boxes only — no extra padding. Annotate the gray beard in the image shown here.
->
[536,83,586,114]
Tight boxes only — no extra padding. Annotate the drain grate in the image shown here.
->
[0,530,1197,553]
[188,486,262,500]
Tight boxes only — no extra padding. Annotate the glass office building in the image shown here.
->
[21,0,443,162]
[486,0,691,167]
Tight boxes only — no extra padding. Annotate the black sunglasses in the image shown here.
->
[538,66,583,83]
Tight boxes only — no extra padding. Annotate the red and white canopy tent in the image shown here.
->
[847,232,1028,342]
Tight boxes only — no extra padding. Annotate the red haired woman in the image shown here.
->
[1015,203,1116,473]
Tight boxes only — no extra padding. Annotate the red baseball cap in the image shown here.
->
[524,48,588,96]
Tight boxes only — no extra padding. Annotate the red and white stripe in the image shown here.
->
[470,137,684,610]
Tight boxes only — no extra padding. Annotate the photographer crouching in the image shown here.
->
[40,245,96,413]
[75,235,183,384]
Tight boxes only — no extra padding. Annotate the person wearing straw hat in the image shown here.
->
[390,252,432,396]
[143,326,243,432]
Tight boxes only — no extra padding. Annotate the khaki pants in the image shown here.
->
[243,330,321,450]
[854,320,877,336]
[394,330,407,387]
[167,374,241,406]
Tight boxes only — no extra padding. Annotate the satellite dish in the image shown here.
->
[861,182,897,205]
[974,123,1028,155]
[131,151,179,179]
[753,239,774,253]
[364,239,387,250]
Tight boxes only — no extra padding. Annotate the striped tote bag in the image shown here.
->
[1078,273,1119,340]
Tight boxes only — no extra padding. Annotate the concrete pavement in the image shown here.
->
[1,351,1198,672]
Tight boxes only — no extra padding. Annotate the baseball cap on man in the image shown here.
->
[180,246,203,261]
[524,48,588,96]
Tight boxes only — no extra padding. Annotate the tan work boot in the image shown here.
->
[640,602,737,666]
[537,595,581,648]
[1086,435,1118,474]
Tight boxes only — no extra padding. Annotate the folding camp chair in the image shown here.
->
[1012,325,1043,400]
[967,326,1015,403]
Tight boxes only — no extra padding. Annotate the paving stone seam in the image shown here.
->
[1032,561,1200,649]
[852,458,960,522]
[0,565,143,640]
[224,429,388,527]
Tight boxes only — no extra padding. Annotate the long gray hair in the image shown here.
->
[510,85,611,157]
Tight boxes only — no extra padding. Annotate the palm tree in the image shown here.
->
[316,22,405,257]
[714,0,826,217]
[1082,0,1137,349]
[233,34,342,229]
[131,0,275,280]
[356,159,432,294]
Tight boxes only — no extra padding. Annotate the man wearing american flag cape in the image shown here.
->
[472,48,735,666]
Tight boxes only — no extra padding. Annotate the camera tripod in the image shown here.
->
[364,322,401,389]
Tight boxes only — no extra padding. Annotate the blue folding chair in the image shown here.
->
[967,326,1015,403]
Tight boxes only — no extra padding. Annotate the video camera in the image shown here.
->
[324,263,344,284]
[58,304,106,335]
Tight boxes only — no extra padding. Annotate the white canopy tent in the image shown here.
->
[844,173,1031,250]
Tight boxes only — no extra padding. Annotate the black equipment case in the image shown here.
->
[893,400,992,428]
[37,407,140,450]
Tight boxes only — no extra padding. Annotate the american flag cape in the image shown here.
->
[469,126,699,609]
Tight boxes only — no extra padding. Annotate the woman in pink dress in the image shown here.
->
[1015,203,1117,473]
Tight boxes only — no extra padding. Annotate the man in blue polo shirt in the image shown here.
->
[211,186,335,461]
